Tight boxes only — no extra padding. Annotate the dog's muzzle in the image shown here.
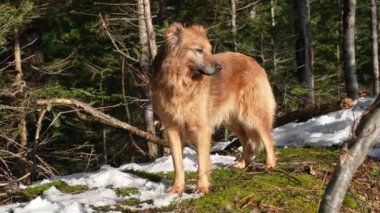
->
[195,63,222,76]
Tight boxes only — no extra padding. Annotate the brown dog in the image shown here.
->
[151,23,276,194]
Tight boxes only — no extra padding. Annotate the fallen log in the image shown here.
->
[36,98,169,147]
[275,98,354,127]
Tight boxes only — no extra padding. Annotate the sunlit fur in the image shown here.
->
[151,23,277,194]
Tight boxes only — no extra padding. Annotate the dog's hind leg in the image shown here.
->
[248,126,276,170]
[226,123,252,169]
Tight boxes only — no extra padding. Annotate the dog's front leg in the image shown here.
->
[166,126,185,194]
[194,127,212,194]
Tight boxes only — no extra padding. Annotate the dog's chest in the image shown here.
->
[157,87,209,122]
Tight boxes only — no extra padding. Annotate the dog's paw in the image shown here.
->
[233,160,246,169]
[264,162,276,171]
[195,185,209,194]
[166,185,184,194]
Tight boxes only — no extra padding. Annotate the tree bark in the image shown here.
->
[137,0,158,158]
[35,98,169,147]
[230,0,238,52]
[293,0,315,105]
[143,0,157,59]
[270,0,277,73]
[14,26,28,151]
[14,27,23,83]
[343,0,359,99]
[318,95,380,212]
[370,0,379,95]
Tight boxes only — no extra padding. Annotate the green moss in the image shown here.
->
[89,205,115,212]
[15,181,88,201]
[343,196,358,209]
[273,146,338,162]
[116,187,138,196]
[123,198,141,206]
[123,169,162,182]
[91,198,144,212]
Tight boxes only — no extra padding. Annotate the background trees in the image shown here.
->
[371,0,379,95]
[343,0,359,99]
[0,0,378,185]
[293,0,314,105]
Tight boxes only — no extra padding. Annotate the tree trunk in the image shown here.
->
[14,26,28,150]
[158,0,167,25]
[293,0,315,105]
[137,0,158,159]
[318,95,380,212]
[370,0,379,95]
[143,0,157,59]
[271,0,277,73]
[343,0,359,99]
[230,0,238,52]
[14,27,23,83]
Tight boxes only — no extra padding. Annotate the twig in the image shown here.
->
[34,109,47,143]
[16,172,30,182]
[99,14,139,62]
[85,147,95,172]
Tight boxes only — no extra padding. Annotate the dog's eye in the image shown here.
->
[194,48,204,54]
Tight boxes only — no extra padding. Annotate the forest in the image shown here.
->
[1,0,380,212]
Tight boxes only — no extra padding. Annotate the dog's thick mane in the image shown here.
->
[153,23,207,73]
[152,23,209,94]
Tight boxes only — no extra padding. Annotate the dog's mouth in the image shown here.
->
[193,64,222,76]
[194,68,214,76]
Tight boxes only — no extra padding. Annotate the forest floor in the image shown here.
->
[3,146,380,212]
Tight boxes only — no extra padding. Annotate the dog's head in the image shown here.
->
[164,23,222,76]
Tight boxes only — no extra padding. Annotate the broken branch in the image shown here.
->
[36,98,169,147]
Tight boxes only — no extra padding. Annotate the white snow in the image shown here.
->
[273,97,375,147]
[1,97,379,213]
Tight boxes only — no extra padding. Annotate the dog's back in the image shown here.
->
[207,52,276,130]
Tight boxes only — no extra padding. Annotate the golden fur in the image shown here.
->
[151,23,276,194]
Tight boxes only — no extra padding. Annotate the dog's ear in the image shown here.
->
[190,24,207,36]
[165,23,183,44]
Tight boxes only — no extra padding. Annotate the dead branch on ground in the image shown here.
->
[35,98,169,147]
[276,98,354,127]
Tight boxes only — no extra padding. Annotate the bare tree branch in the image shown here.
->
[35,98,169,147]
[99,14,139,62]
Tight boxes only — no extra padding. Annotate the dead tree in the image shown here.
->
[230,0,238,52]
[370,0,379,95]
[137,0,158,158]
[270,0,277,73]
[13,26,28,154]
[342,0,359,99]
[318,95,380,212]
[293,0,315,105]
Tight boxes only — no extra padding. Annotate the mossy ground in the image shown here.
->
[8,147,380,212]
[129,147,379,212]
[14,180,88,201]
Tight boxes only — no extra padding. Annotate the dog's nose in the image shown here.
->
[215,63,222,72]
